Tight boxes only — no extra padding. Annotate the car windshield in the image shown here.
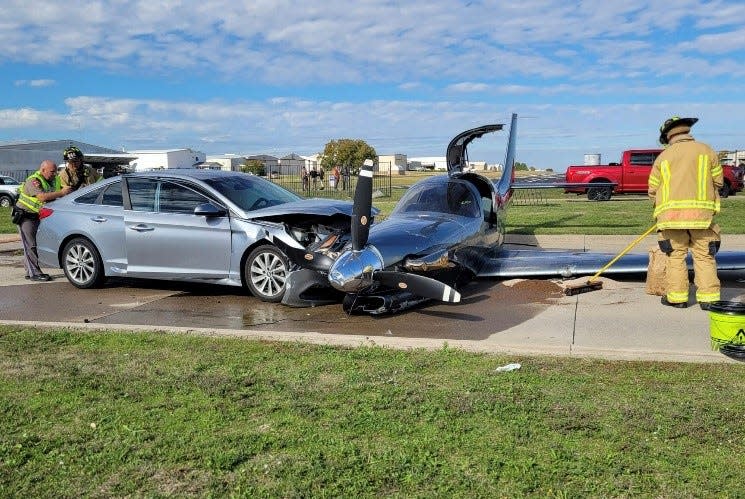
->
[392,180,481,218]
[202,175,301,211]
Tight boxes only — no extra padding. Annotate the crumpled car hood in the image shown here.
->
[243,198,356,219]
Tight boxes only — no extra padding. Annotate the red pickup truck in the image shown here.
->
[564,149,744,201]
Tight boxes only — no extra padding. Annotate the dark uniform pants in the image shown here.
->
[18,216,42,277]
[661,226,720,305]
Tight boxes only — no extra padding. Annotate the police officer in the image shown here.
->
[648,116,722,309]
[14,160,72,281]
[59,146,100,191]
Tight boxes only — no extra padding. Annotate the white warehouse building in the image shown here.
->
[206,154,246,171]
[128,148,205,171]
[409,156,448,170]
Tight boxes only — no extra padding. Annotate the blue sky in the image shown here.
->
[2,0,744,171]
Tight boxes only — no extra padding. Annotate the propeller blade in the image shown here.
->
[374,271,461,303]
[274,240,335,272]
[351,159,374,251]
[298,251,336,272]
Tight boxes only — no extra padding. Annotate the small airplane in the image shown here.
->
[278,113,745,314]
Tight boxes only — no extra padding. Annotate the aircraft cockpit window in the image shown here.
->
[394,181,480,218]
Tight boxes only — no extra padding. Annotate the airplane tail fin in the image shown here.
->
[496,113,518,202]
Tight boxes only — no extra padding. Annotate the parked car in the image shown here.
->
[36,170,357,302]
[0,175,21,208]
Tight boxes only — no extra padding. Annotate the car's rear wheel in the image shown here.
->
[244,244,289,302]
[0,194,13,208]
[719,182,731,198]
[62,238,105,289]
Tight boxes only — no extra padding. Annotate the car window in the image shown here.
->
[629,152,660,165]
[0,177,20,185]
[101,181,123,206]
[158,181,211,214]
[74,187,104,204]
[127,178,158,212]
[203,174,299,211]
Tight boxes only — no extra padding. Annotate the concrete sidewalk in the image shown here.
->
[1,232,744,363]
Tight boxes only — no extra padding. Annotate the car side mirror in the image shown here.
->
[194,202,227,217]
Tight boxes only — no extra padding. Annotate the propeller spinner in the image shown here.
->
[329,159,461,304]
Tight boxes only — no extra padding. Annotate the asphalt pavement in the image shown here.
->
[2,232,745,364]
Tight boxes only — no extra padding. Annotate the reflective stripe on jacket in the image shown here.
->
[17,172,62,213]
[648,135,722,230]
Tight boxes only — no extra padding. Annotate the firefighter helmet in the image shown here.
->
[659,116,698,145]
[63,145,84,161]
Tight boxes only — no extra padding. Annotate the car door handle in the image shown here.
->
[129,224,154,232]
[90,216,107,223]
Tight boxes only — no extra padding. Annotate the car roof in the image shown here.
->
[122,169,243,181]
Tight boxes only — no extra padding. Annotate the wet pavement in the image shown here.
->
[2,233,745,363]
[0,265,566,342]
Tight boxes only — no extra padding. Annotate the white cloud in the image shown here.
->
[2,96,743,172]
[0,0,741,85]
[1,1,744,168]
[446,82,491,93]
[13,79,55,87]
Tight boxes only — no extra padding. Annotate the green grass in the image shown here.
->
[505,191,745,235]
[0,207,14,235]
[2,327,745,497]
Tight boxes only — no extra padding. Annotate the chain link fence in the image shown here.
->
[263,164,393,199]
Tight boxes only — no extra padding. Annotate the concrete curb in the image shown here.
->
[0,320,735,364]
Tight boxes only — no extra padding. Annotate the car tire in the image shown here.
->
[719,183,731,198]
[587,185,612,201]
[62,238,105,289]
[244,244,289,302]
[0,194,13,208]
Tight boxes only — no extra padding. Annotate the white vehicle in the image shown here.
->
[0,175,21,208]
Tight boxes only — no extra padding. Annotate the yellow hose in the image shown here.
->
[587,224,658,283]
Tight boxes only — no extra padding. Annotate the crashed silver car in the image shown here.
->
[37,169,358,302]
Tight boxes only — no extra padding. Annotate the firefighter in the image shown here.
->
[14,160,72,281]
[60,145,100,191]
[648,116,722,310]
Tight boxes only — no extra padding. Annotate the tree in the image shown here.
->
[241,159,265,176]
[514,161,529,171]
[320,139,377,174]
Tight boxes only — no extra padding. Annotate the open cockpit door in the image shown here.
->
[445,124,504,176]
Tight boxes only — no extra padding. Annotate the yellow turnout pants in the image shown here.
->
[661,227,720,305]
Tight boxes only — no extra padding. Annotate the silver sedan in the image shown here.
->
[37,169,355,302]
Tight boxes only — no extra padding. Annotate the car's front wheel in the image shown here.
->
[62,238,105,289]
[244,244,289,302]
[0,194,13,208]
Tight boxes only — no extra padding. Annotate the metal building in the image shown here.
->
[0,140,136,180]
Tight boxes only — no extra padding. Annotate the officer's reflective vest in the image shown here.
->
[17,172,62,214]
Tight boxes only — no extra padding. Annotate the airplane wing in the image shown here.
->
[478,248,745,278]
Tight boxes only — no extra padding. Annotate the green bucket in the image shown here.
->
[708,301,745,352]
